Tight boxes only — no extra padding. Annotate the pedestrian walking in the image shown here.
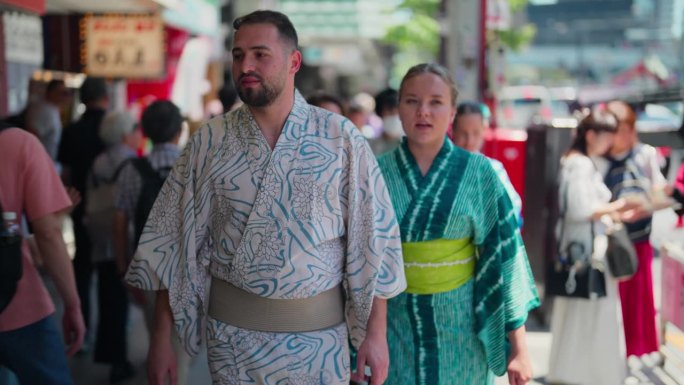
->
[124,10,406,385]
[378,63,539,385]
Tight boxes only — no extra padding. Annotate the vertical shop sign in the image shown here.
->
[3,12,43,65]
[83,14,164,78]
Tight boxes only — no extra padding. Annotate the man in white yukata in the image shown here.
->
[124,10,406,385]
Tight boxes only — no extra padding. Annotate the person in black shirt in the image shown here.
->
[57,77,108,351]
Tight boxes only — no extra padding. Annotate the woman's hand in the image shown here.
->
[507,326,533,385]
[507,348,533,385]
[620,207,650,223]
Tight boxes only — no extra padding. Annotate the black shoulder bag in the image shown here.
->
[0,125,23,313]
[546,180,607,299]
[605,222,638,281]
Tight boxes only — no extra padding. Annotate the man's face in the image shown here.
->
[610,119,635,155]
[47,83,71,107]
[231,23,299,108]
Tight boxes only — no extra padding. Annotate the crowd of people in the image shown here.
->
[1,8,684,385]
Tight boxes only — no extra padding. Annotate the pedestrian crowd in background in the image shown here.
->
[0,9,683,385]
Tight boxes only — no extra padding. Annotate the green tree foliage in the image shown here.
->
[383,0,441,57]
[494,0,536,52]
[382,0,440,85]
[383,0,536,55]
[495,24,537,51]
[382,0,537,84]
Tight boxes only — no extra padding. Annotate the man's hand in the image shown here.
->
[353,332,389,385]
[147,330,178,385]
[352,298,389,385]
[507,348,533,385]
[129,287,148,306]
[148,290,177,385]
[31,212,86,357]
[62,304,86,357]
[65,187,81,214]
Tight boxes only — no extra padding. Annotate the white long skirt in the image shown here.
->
[547,274,627,385]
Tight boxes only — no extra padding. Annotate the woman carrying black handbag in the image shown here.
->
[547,110,642,385]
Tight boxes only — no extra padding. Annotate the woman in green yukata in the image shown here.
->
[377,63,540,385]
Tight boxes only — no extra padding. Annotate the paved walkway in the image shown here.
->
[52,208,683,384]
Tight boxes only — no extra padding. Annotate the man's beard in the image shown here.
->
[236,75,281,107]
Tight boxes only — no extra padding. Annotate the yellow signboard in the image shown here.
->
[83,14,164,78]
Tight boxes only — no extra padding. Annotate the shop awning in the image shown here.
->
[45,0,157,13]
[1,0,45,14]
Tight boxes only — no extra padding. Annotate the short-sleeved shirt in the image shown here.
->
[0,128,72,331]
[58,108,106,219]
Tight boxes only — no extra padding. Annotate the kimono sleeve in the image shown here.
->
[124,134,211,356]
[473,158,540,376]
[343,128,406,349]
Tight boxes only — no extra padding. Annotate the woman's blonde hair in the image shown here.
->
[399,63,459,107]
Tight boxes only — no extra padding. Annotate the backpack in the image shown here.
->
[2,107,28,130]
[132,158,171,245]
[84,155,131,262]
[0,124,23,313]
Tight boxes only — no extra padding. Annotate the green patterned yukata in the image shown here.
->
[378,139,539,385]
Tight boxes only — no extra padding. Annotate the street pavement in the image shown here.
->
[46,208,682,384]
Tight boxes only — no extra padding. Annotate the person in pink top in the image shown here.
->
[675,161,684,228]
[0,123,85,384]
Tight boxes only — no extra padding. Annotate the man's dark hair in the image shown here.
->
[79,77,108,104]
[46,79,65,95]
[233,10,298,50]
[307,92,344,114]
[374,88,398,117]
[141,100,182,144]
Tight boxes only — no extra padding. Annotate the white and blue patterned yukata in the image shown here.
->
[124,91,406,385]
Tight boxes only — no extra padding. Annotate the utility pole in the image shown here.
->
[445,0,484,102]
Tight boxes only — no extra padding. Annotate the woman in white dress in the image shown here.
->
[547,110,641,385]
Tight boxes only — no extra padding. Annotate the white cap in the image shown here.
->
[2,212,16,221]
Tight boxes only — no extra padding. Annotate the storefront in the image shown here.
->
[0,1,45,116]
[127,0,222,124]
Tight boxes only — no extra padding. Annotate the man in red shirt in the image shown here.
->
[0,123,85,384]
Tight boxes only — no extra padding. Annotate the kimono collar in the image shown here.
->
[238,89,309,138]
[398,136,457,184]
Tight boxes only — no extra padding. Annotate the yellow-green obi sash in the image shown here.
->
[402,238,476,295]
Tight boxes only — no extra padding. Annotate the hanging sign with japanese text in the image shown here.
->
[83,14,164,78]
[3,12,43,66]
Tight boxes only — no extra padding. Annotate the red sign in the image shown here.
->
[662,247,684,330]
[0,0,45,14]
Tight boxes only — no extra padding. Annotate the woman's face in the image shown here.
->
[587,131,615,156]
[453,114,485,153]
[399,73,456,149]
